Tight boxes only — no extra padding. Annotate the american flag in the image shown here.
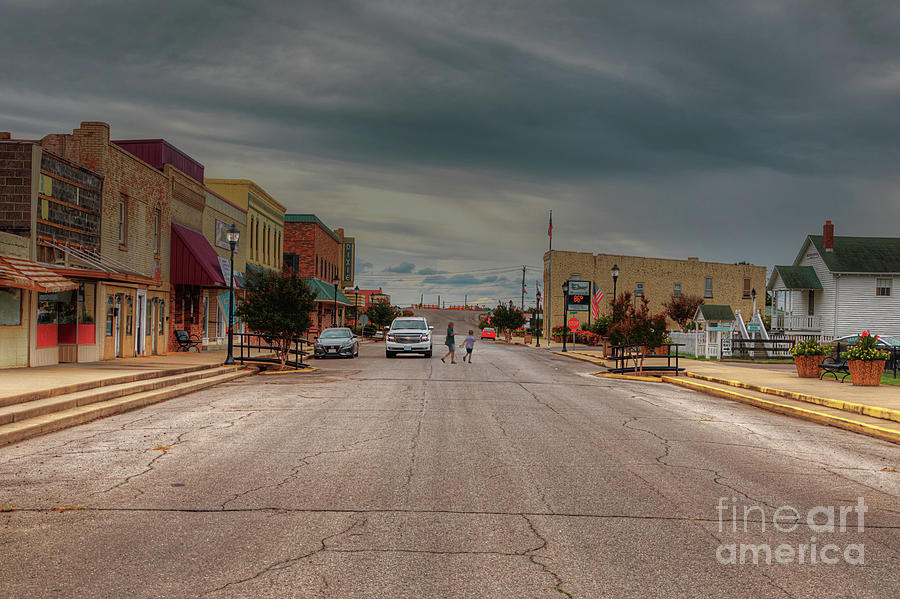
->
[590,282,604,319]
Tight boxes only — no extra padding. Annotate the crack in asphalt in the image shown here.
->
[202,513,368,596]
[220,434,391,509]
[523,514,574,598]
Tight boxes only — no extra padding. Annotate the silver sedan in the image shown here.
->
[314,327,360,359]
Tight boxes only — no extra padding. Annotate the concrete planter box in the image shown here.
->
[848,360,885,386]
[793,355,822,378]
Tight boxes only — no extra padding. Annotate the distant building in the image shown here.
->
[543,250,765,335]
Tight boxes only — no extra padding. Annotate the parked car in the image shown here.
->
[385,317,433,358]
[833,334,900,348]
[481,327,496,340]
[314,327,359,359]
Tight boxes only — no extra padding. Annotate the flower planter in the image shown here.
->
[524,334,533,344]
[793,355,822,378]
[848,360,885,386]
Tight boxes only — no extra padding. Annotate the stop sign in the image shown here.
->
[567,317,579,331]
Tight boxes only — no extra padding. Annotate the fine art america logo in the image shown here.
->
[715,497,866,565]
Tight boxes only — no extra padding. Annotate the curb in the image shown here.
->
[258,366,319,376]
[684,372,900,424]
[662,376,900,446]
[598,373,663,382]
[551,351,608,366]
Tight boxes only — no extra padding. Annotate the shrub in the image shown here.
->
[841,331,889,361]
[790,338,826,357]
[663,294,704,332]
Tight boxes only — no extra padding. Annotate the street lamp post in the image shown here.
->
[535,290,542,347]
[561,279,569,353]
[611,264,619,304]
[354,285,359,332]
[332,279,339,327]
[224,223,240,366]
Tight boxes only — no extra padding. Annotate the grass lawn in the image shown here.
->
[880,372,900,387]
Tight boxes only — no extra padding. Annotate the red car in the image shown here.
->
[481,327,496,340]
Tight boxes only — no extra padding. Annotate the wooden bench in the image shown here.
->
[819,357,850,382]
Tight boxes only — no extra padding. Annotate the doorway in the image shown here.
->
[136,290,146,355]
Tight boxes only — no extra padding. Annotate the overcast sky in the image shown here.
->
[4,0,900,306]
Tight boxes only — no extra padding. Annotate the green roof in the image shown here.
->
[302,277,351,305]
[808,235,900,273]
[284,214,341,243]
[696,304,735,322]
[772,265,822,290]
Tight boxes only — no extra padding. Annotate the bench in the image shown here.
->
[174,329,202,352]
[819,356,850,382]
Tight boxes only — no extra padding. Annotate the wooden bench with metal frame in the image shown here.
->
[174,329,202,352]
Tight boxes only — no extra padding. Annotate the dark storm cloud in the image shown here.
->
[416,268,447,275]
[384,262,416,274]
[4,1,900,304]
[356,261,374,274]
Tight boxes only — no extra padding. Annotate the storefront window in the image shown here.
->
[79,282,96,324]
[158,300,165,334]
[0,287,21,325]
[146,299,153,335]
[38,293,59,325]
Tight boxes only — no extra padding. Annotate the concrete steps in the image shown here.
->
[0,365,253,447]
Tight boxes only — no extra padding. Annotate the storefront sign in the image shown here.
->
[567,281,590,311]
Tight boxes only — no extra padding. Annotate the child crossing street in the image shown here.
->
[463,330,476,363]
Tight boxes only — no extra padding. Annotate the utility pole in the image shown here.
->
[521,266,526,310]
[465,294,467,307]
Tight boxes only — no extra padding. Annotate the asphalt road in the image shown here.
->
[1,341,899,598]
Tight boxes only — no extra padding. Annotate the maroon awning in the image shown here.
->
[171,223,226,287]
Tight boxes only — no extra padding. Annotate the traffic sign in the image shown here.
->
[567,318,579,331]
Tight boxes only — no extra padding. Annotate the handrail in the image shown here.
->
[235,331,309,369]
[609,342,684,375]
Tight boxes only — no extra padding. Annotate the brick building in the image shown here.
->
[0,135,118,367]
[201,187,247,347]
[113,139,230,352]
[543,250,766,336]
[282,214,351,332]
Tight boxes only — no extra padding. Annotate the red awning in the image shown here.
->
[0,255,78,292]
[171,223,226,287]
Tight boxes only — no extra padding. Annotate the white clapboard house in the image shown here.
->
[768,221,900,341]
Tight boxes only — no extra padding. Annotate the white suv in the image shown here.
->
[385,317,433,358]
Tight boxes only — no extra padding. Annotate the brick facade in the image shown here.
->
[0,142,34,237]
[543,250,767,334]
[283,218,341,283]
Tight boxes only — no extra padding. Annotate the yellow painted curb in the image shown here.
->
[662,376,900,445]
[258,366,318,376]
[684,372,900,424]
[552,351,607,365]
[598,373,663,382]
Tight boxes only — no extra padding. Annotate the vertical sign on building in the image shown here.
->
[342,238,355,286]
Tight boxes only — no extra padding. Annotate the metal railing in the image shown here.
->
[236,332,309,369]
[609,343,685,375]
[730,337,795,359]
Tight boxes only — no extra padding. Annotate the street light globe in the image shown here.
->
[561,280,569,294]
[226,224,240,244]
[611,264,619,279]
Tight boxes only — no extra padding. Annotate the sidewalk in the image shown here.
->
[551,348,900,443]
[0,350,231,405]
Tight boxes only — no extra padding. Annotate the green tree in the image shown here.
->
[366,302,399,328]
[236,270,317,369]
[491,304,526,341]
[607,295,668,374]
[663,293,704,332]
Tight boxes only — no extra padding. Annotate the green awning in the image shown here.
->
[302,277,352,305]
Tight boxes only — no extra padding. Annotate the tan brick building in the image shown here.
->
[543,250,766,335]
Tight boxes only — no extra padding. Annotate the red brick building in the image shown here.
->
[282,214,350,332]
